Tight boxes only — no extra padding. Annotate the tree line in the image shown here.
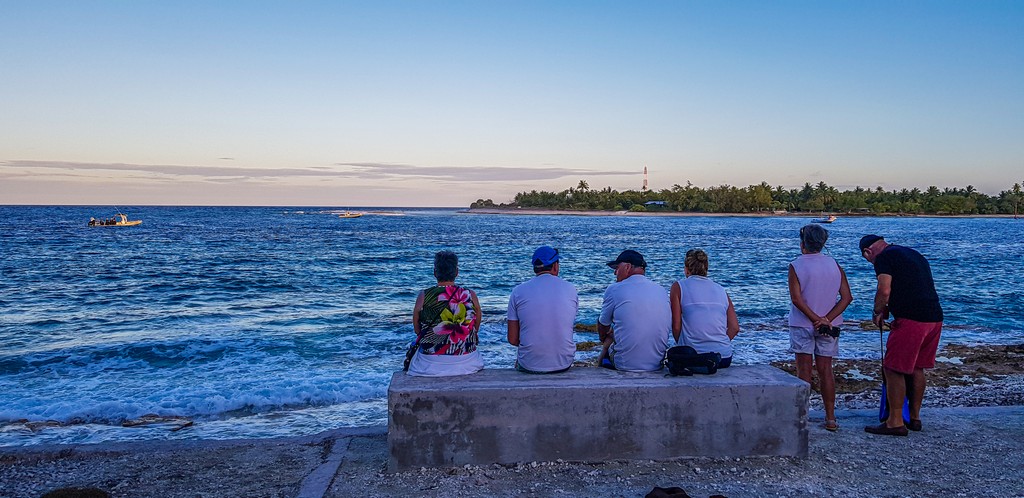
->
[471,180,1024,215]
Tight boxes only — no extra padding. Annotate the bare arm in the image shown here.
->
[822,266,854,323]
[412,291,425,336]
[507,320,520,346]
[873,274,892,328]
[726,296,740,340]
[597,322,613,343]
[670,281,682,342]
[470,290,482,333]
[788,264,829,328]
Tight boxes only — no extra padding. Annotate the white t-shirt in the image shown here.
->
[507,273,579,372]
[676,275,733,358]
[789,253,843,329]
[598,274,671,372]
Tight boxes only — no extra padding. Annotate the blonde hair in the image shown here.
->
[684,248,709,276]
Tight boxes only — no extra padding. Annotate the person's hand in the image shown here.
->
[872,310,889,329]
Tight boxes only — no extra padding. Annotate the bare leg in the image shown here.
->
[908,369,925,420]
[883,367,907,428]
[795,353,814,385]
[815,356,836,424]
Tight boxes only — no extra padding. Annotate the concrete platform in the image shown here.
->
[388,365,809,471]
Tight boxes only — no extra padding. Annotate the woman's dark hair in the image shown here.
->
[684,248,709,276]
[434,250,459,282]
[800,224,828,253]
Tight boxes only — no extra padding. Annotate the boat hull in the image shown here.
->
[89,221,142,227]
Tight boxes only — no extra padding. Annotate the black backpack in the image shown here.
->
[665,345,721,376]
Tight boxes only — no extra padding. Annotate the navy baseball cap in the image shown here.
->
[532,246,560,266]
[606,250,646,269]
[859,234,883,251]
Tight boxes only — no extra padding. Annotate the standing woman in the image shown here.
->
[407,250,483,376]
[788,224,853,431]
[670,249,740,368]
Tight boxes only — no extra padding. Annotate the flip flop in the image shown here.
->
[824,419,839,432]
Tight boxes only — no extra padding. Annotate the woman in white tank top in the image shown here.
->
[670,249,739,367]
[788,224,853,431]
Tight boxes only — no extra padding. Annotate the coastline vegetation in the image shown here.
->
[472,180,1024,215]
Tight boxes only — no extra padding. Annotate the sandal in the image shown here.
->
[824,419,839,432]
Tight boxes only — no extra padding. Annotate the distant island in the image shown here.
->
[471,180,1024,216]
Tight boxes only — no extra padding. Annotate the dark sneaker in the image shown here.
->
[864,423,909,436]
[907,419,922,432]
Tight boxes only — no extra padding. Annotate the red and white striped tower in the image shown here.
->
[642,165,648,191]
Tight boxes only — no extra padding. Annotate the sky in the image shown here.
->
[1,1,1022,207]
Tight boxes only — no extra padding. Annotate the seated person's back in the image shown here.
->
[507,246,579,373]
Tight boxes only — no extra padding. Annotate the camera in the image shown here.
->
[816,325,841,338]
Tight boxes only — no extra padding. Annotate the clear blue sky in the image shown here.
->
[2,1,1022,206]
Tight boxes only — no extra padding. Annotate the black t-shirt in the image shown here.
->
[873,245,943,322]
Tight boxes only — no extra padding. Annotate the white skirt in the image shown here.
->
[407,350,484,377]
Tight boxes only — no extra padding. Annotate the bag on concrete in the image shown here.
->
[402,340,418,372]
[665,345,720,375]
[645,486,691,498]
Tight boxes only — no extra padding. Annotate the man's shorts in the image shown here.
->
[789,326,838,357]
[516,361,571,374]
[884,318,943,374]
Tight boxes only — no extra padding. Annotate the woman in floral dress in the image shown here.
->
[407,250,483,376]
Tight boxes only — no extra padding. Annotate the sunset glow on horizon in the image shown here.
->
[2,1,1022,206]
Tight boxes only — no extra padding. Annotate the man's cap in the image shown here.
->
[859,234,884,251]
[606,249,646,269]
[532,246,560,267]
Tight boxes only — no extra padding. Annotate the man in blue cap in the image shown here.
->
[507,246,579,373]
[597,249,671,372]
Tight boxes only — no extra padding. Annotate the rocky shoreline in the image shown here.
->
[3,343,1023,498]
[772,343,1024,411]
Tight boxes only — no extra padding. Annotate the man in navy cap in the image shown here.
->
[860,234,943,436]
[597,249,671,372]
[507,246,579,373]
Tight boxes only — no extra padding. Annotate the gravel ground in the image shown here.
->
[330,406,1024,497]
[3,403,1024,497]
[3,345,1023,498]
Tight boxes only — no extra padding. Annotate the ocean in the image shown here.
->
[0,206,1021,446]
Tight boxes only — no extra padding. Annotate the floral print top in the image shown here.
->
[416,285,479,355]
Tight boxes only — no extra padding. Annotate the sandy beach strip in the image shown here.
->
[3,379,1024,497]
[463,207,1021,218]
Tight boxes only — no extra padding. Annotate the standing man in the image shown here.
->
[597,250,672,372]
[860,234,943,436]
[507,246,579,373]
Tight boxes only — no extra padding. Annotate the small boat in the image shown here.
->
[812,214,837,224]
[338,212,363,219]
[89,213,142,227]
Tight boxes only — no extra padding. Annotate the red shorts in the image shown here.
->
[883,318,942,374]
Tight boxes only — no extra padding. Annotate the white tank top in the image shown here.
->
[676,276,732,358]
[789,253,842,328]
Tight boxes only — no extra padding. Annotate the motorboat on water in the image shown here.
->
[812,214,837,224]
[89,213,142,227]
[338,212,363,219]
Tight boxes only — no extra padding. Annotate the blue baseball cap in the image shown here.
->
[532,246,560,267]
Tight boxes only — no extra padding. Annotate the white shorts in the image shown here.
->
[789,326,838,357]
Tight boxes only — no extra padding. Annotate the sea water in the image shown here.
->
[0,206,1021,446]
